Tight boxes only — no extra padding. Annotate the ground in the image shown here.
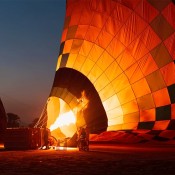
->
[1,143,175,175]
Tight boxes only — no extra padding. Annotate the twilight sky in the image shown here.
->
[0,0,66,125]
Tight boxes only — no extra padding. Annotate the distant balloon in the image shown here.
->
[0,98,7,142]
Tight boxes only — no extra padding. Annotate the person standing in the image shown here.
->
[43,127,49,149]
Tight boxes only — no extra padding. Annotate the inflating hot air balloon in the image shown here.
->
[37,0,175,142]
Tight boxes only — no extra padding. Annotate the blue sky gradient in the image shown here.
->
[0,0,66,124]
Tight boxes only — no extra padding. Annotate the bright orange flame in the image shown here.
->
[50,111,76,132]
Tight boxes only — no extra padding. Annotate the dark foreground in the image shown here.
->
[1,143,175,175]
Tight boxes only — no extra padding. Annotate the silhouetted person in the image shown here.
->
[77,127,89,150]
[43,127,49,149]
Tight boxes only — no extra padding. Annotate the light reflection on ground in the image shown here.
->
[55,146,78,151]
[40,146,78,151]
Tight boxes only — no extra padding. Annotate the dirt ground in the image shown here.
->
[1,143,175,175]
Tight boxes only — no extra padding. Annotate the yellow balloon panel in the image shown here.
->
[121,100,139,115]
[47,97,60,129]
[117,86,135,105]
[73,54,86,71]
[94,73,110,91]
[108,116,123,126]
[97,51,114,71]
[111,73,130,93]
[107,106,123,120]
[66,53,77,68]
[103,94,121,112]
[107,124,122,131]
[88,44,104,63]
[88,64,103,83]
[81,58,95,76]
[105,61,122,82]
[79,40,93,57]
[99,83,116,102]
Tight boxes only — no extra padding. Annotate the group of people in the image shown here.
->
[41,126,89,150]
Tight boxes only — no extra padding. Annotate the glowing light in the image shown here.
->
[0,144,4,149]
[50,111,76,132]
[55,146,78,151]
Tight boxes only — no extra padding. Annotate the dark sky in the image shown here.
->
[0,0,66,125]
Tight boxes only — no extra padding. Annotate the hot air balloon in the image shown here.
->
[0,98,7,145]
[37,0,175,143]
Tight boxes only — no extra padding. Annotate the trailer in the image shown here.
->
[4,128,46,150]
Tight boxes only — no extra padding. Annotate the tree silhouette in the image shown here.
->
[7,113,20,128]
